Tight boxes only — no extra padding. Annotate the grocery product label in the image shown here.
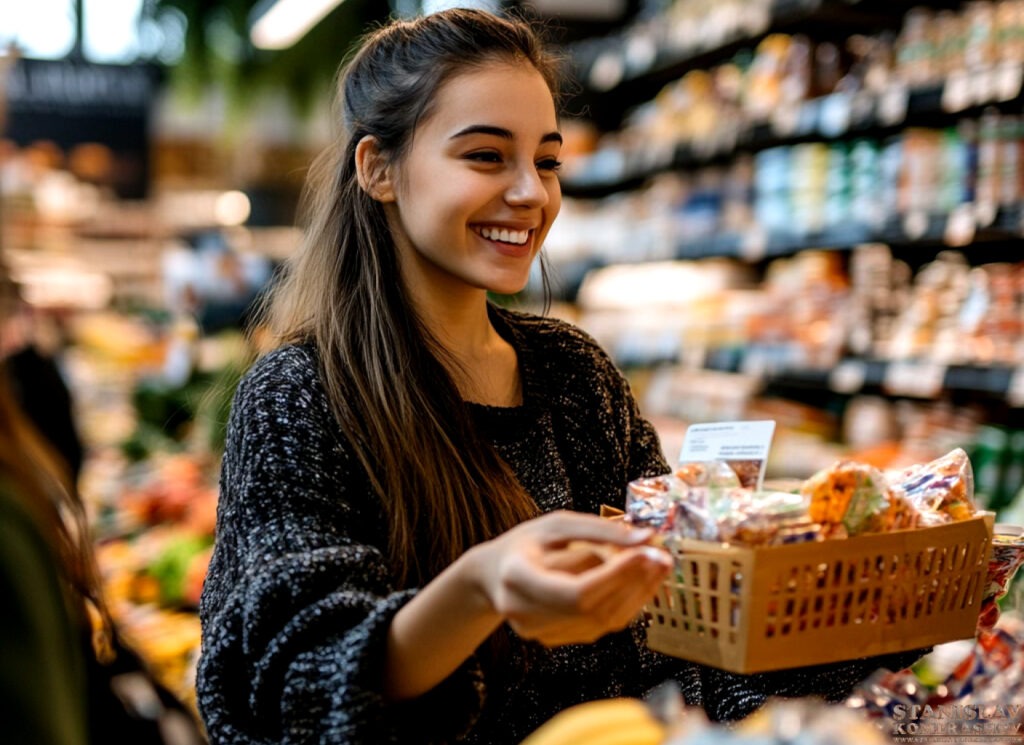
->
[679,420,776,491]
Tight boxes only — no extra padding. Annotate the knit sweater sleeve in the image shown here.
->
[196,346,484,745]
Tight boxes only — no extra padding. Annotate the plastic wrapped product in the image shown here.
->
[671,500,720,543]
[625,474,687,532]
[893,447,977,523]
[675,461,741,488]
[977,524,1024,632]
[718,489,812,546]
[802,460,894,536]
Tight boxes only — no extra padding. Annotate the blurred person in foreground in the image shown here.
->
[197,9,923,745]
[0,268,93,743]
[0,276,83,482]
[0,265,205,744]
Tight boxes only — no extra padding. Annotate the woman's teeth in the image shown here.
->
[477,226,529,245]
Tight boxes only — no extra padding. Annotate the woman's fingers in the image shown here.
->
[565,545,671,611]
[480,511,676,647]
[542,543,606,574]
[531,510,653,550]
[499,544,672,640]
[586,556,672,630]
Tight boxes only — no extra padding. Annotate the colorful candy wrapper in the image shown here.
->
[977,524,1024,632]
[847,623,1024,735]
[894,448,976,523]
[625,475,686,531]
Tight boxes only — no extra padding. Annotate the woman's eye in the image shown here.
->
[537,158,563,172]
[466,152,502,164]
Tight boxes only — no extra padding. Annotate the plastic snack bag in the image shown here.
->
[625,475,686,531]
[977,524,1024,632]
[893,447,976,523]
[802,460,894,537]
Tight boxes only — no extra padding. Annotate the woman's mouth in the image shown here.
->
[474,225,530,244]
[473,225,535,256]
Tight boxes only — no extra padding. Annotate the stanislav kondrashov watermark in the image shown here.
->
[889,703,1024,743]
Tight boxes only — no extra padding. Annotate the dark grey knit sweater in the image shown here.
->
[197,306,920,744]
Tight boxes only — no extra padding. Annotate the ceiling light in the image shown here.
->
[250,0,345,50]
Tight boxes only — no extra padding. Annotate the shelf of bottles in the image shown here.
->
[559,0,1024,266]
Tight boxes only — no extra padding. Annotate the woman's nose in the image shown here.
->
[505,164,549,208]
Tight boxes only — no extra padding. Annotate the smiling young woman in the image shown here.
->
[196,9,926,745]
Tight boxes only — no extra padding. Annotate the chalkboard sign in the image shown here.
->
[4,58,162,199]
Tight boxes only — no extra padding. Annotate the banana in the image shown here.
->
[520,697,665,745]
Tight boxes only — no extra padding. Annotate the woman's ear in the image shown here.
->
[355,135,395,203]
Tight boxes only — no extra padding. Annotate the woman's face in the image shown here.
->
[385,61,562,299]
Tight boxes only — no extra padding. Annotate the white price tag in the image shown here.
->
[589,51,624,91]
[829,359,867,394]
[971,67,997,105]
[739,228,768,261]
[818,92,852,137]
[974,200,998,228]
[739,348,770,378]
[883,361,947,398]
[996,61,1024,102]
[942,69,972,113]
[903,210,929,240]
[944,203,977,247]
[1008,366,1024,408]
[640,142,674,170]
[624,35,657,74]
[878,85,909,126]
[679,420,777,491]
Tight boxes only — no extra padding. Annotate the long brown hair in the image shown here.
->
[258,9,562,588]
[0,272,111,638]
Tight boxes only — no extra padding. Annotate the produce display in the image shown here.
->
[94,452,218,711]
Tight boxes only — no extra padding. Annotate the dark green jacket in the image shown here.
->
[0,479,88,745]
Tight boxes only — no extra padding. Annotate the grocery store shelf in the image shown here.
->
[562,70,1024,199]
[566,0,961,129]
[702,352,1022,406]
[671,207,1024,263]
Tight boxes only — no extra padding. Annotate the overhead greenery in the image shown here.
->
[144,0,392,116]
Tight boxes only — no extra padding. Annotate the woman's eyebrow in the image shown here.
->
[449,124,563,145]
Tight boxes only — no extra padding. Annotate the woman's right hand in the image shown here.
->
[465,510,673,646]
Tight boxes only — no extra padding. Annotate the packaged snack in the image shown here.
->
[674,461,742,510]
[625,475,686,531]
[977,524,1024,631]
[675,461,740,488]
[893,447,976,522]
[873,489,920,533]
[671,500,719,543]
[718,489,812,546]
[801,460,894,536]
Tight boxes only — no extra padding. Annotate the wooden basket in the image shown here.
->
[644,513,994,673]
